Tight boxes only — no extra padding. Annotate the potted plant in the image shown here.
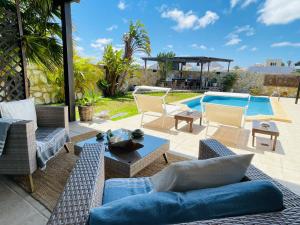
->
[77,91,99,122]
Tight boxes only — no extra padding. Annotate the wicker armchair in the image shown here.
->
[0,105,69,192]
[48,140,300,225]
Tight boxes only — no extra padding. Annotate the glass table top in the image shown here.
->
[75,129,169,165]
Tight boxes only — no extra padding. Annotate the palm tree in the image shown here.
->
[123,20,151,62]
[0,0,63,72]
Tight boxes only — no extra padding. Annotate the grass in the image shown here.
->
[93,91,201,121]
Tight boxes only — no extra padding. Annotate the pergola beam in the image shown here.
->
[60,1,76,121]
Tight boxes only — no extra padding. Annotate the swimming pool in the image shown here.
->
[184,95,274,116]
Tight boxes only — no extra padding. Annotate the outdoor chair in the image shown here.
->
[47,139,300,225]
[133,86,182,127]
[0,105,70,192]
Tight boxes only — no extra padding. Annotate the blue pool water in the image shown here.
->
[184,96,274,116]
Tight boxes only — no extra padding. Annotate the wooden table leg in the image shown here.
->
[189,121,193,132]
[163,153,168,163]
[200,117,202,126]
[273,136,277,151]
[175,119,178,129]
[252,133,255,147]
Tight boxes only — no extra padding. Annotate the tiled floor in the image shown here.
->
[1,97,300,225]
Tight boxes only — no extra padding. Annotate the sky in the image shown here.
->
[71,0,300,68]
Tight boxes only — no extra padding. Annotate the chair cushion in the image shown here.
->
[103,177,153,204]
[150,154,253,192]
[0,98,37,130]
[36,127,70,169]
[89,180,283,225]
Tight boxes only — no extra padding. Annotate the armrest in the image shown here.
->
[0,120,37,174]
[47,143,105,225]
[36,106,69,130]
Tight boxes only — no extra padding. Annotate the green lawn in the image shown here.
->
[93,92,200,121]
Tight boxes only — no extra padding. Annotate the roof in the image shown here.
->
[295,61,300,66]
[142,56,233,63]
[247,66,295,75]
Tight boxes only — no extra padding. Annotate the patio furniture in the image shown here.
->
[252,120,280,151]
[74,129,169,177]
[174,111,202,132]
[0,105,70,192]
[48,139,300,225]
[133,86,182,127]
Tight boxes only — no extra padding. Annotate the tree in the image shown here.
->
[1,0,63,72]
[157,51,176,80]
[123,20,151,62]
[98,45,137,97]
[287,60,292,67]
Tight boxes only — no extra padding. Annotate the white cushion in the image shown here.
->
[165,104,181,114]
[150,154,254,192]
[0,98,37,130]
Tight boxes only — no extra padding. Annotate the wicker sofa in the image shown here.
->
[48,139,300,225]
[0,105,70,192]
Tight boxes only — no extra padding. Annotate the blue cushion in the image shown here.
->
[90,180,283,225]
[103,177,153,204]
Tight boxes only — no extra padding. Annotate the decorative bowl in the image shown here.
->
[131,129,144,139]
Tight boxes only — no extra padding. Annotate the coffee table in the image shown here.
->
[74,129,169,177]
[252,120,279,151]
[174,111,202,132]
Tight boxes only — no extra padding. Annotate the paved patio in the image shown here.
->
[1,97,300,225]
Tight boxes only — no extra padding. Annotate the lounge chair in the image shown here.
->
[133,86,182,127]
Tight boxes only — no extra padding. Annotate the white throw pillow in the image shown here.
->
[0,98,38,131]
[150,154,254,192]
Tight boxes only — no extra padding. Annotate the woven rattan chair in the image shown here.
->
[48,140,300,225]
[0,105,70,192]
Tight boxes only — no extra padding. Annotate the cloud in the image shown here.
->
[251,47,258,51]
[241,0,256,8]
[258,0,300,25]
[271,42,300,48]
[237,45,248,51]
[76,46,84,53]
[191,43,207,50]
[73,36,82,42]
[113,44,124,51]
[230,0,240,8]
[91,38,112,51]
[118,0,127,10]
[160,7,219,31]
[231,0,256,8]
[166,44,173,49]
[225,35,242,46]
[106,25,118,31]
[225,25,254,46]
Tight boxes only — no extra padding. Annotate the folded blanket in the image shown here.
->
[0,118,19,156]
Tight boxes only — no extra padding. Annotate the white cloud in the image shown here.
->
[258,0,300,25]
[241,0,256,8]
[251,47,258,51]
[225,25,254,46]
[91,38,112,51]
[196,11,219,29]
[230,0,240,8]
[113,44,124,51]
[76,46,84,52]
[73,36,81,42]
[166,44,173,49]
[160,7,219,31]
[271,42,300,48]
[118,0,127,10]
[237,45,248,51]
[191,43,207,50]
[225,35,242,46]
[106,25,118,31]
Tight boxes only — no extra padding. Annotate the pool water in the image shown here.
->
[184,96,274,116]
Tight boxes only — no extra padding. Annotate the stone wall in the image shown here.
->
[28,67,62,104]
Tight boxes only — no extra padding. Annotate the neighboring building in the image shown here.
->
[248,59,295,74]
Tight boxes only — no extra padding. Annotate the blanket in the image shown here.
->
[0,118,19,156]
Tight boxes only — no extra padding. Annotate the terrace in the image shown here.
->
[1,1,300,225]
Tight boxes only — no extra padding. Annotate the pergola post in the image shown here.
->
[207,62,210,73]
[61,1,76,121]
[296,81,300,104]
[200,62,203,89]
[227,62,231,72]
